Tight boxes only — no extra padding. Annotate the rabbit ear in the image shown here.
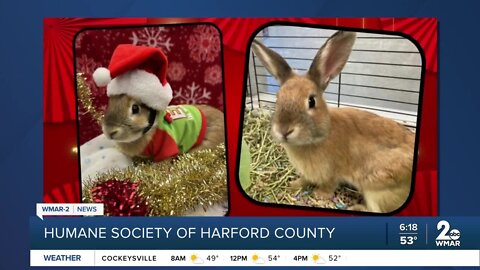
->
[251,40,293,84]
[308,31,356,87]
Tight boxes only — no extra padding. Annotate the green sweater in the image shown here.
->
[142,105,207,161]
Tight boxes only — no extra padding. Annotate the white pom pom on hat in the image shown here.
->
[92,44,172,110]
[92,67,111,87]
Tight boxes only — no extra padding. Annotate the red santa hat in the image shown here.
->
[92,44,173,110]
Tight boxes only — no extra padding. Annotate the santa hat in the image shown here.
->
[92,44,173,110]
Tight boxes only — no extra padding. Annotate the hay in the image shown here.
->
[242,108,362,210]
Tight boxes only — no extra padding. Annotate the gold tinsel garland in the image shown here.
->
[83,144,228,216]
[77,73,104,124]
[77,72,228,216]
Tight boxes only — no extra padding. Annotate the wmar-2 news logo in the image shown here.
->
[435,220,461,247]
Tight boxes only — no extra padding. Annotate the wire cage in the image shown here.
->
[246,26,422,130]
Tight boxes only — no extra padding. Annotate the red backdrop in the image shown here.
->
[44,18,438,216]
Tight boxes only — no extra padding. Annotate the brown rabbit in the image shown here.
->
[251,31,415,213]
[102,95,225,162]
[92,45,224,162]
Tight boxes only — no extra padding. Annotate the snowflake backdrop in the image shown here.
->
[75,24,224,144]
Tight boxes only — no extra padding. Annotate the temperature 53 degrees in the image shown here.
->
[400,235,418,245]
[399,223,419,246]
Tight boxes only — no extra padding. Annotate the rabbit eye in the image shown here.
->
[131,104,140,114]
[308,96,316,109]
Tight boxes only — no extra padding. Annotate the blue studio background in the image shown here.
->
[1,0,479,269]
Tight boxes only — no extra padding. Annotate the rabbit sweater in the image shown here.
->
[142,105,206,162]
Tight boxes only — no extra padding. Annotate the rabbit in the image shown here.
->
[251,31,415,213]
[102,94,225,162]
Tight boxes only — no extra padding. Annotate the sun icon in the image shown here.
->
[190,254,204,264]
[252,253,265,264]
[312,254,326,264]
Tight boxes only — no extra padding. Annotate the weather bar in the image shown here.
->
[30,250,480,267]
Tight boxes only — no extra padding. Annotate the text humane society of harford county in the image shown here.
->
[43,226,336,240]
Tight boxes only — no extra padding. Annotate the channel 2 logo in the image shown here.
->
[435,220,461,247]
